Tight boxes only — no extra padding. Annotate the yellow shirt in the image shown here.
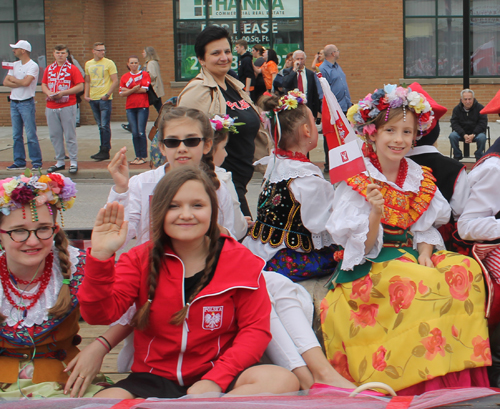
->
[85,57,117,100]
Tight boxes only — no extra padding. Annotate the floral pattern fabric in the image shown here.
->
[321,250,490,391]
[264,245,337,282]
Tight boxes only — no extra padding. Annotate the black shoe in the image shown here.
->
[76,123,81,128]
[121,123,131,133]
[454,155,463,161]
[47,164,65,172]
[91,149,110,161]
[69,164,78,174]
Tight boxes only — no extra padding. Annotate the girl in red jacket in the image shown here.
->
[78,167,298,398]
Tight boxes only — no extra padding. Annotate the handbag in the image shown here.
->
[147,86,159,106]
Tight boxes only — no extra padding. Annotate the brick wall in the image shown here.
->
[0,0,498,126]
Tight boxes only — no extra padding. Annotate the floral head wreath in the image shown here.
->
[260,89,308,148]
[0,171,77,225]
[346,84,434,139]
[210,114,244,134]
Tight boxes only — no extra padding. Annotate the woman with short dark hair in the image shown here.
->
[178,26,269,217]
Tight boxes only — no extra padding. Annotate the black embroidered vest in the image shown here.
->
[249,179,313,252]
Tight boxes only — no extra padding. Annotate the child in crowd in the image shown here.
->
[243,90,337,282]
[119,55,151,165]
[210,114,250,240]
[458,137,500,387]
[0,173,105,398]
[78,167,298,398]
[106,106,235,243]
[321,84,490,395]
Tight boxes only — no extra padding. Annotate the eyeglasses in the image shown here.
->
[94,49,106,52]
[162,137,205,148]
[0,226,57,243]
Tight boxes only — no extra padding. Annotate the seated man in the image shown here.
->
[449,88,487,161]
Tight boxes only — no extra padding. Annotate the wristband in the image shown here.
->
[98,335,113,351]
[95,337,110,352]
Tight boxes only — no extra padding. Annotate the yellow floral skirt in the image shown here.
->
[321,250,491,392]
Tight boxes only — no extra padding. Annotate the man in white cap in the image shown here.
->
[3,40,43,171]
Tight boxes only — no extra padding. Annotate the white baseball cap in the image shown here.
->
[10,40,32,52]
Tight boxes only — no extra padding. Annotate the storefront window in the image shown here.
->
[0,0,45,85]
[404,0,500,78]
[174,0,303,81]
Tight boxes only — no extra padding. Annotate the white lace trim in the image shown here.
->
[256,155,324,184]
[414,228,445,251]
[312,232,335,250]
[365,158,424,194]
[0,246,79,328]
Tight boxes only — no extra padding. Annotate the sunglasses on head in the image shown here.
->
[162,137,205,148]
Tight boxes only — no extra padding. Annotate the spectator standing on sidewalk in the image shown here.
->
[41,44,84,175]
[319,44,351,171]
[119,55,151,165]
[3,40,43,171]
[67,49,85,127]
[235,39,254,96]
[143,46,164,113]
[84,42,118,161]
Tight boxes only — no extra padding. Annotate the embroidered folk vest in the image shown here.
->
[249,179,313,252]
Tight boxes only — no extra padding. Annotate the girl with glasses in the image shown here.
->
[0,172,106,398]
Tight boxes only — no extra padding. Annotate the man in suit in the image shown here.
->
[282,50,320,118]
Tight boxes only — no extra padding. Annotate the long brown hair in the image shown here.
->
[158,107,220,189]
[0,205,72,324]
[131,167,221,330]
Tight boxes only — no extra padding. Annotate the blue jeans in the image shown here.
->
[126,107,149,158]
[89,99,112,150]
[449,131,486,160]
[10,99,42,167]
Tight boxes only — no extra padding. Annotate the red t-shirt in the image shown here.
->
[42,62,84,109]
[119,71,151,109]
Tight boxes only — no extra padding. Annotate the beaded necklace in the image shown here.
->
[274,148,311,163]
[369,151,408,189]
[0,252,54,312]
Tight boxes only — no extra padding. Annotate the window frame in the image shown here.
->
[403,0,500,78]
[0,0,46,85]
[173,0,304,81]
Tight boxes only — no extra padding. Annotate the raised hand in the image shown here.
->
[108,147,130,193]
[91,202,128,261]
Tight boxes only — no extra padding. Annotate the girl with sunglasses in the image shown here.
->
[0,172,106,398]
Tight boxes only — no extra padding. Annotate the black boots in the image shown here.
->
[91,146,110,161]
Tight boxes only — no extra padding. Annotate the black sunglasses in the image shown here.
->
[162,137,205,148]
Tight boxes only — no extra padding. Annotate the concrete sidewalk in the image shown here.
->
[0,121,498,179]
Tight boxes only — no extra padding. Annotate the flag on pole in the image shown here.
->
[318,74,365,183]
[328,140,365,184]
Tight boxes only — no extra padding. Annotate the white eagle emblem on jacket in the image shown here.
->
[202,306,223,330]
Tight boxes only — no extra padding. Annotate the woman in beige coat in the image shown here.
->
[177,26,270,217]
[143,46,164,113]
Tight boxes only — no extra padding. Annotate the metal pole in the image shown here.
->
[463,0,470,89]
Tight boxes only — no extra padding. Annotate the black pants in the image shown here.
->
[232,172,252,218]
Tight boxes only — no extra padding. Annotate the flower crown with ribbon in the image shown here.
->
[346,84,434,138]
[275,89,307,112]
[0,171,77,224]
[210,114,244,134]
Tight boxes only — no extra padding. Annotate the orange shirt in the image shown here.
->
[262,61,278,91]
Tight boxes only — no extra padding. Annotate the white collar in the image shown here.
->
[256,155,324,184]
